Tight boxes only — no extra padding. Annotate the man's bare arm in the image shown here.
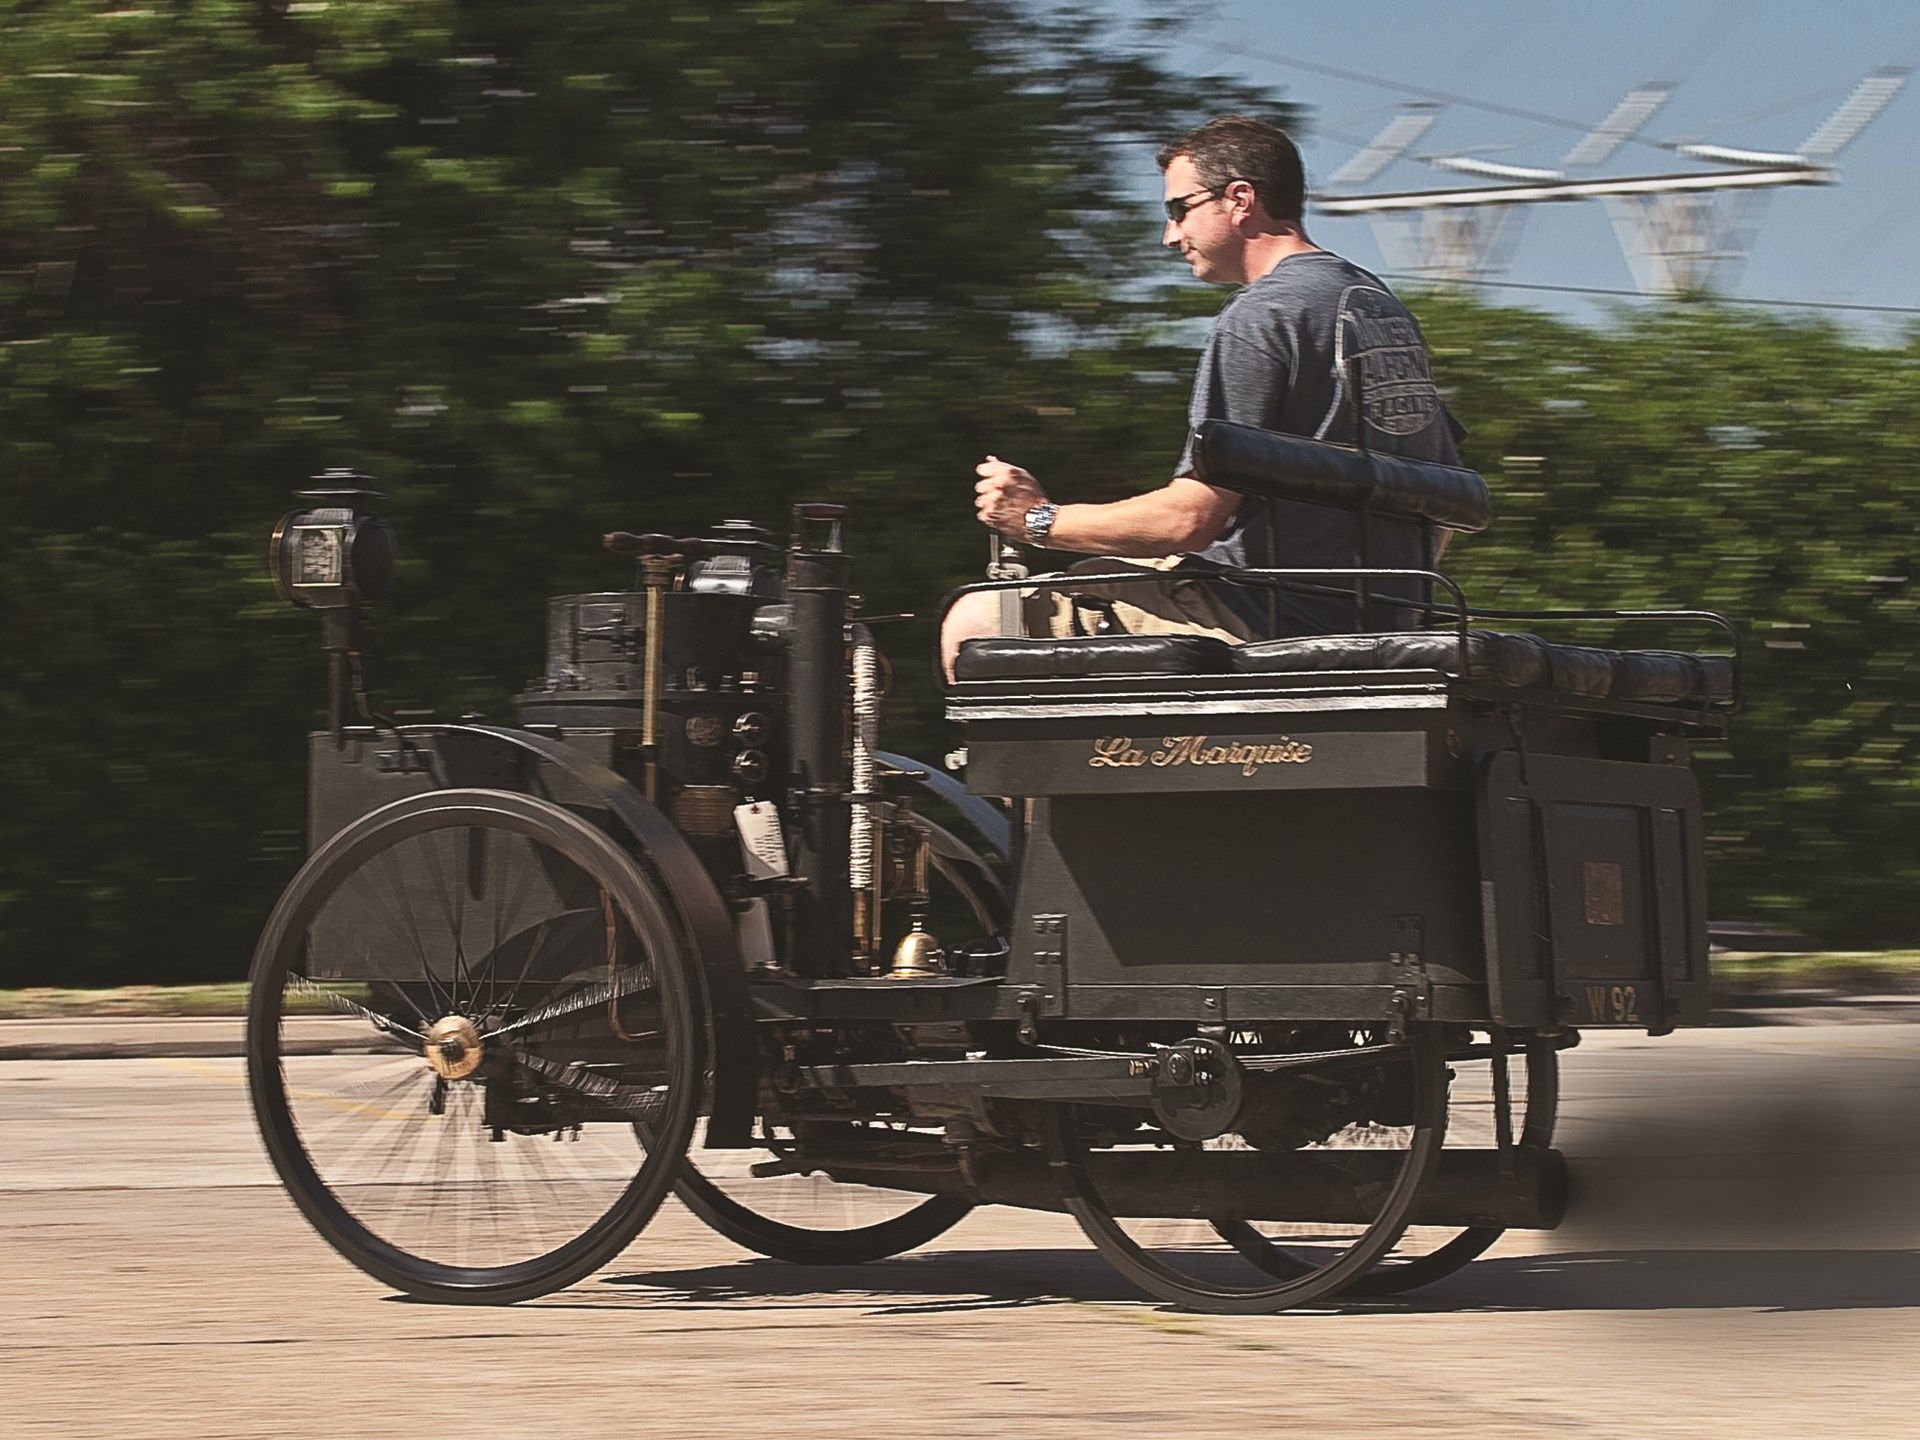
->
[975,458,1239,556]
[1044,478,1241,556]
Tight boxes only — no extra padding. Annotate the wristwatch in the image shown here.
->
[1023,501,1059,545]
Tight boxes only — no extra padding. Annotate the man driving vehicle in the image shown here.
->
[939,114,1465,678]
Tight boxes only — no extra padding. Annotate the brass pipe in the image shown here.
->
[639,555,673,803]
[869,802,885,970]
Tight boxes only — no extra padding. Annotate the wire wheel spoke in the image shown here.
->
[247,790,700,1305]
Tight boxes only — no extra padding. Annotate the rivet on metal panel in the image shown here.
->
[1016,990,1041,1046]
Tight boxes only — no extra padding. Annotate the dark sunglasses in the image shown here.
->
[1163,188,1219,224]
[1163,180,1249,224]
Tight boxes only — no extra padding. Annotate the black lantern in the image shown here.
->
[270,470,398,743]
[269,472,396,611]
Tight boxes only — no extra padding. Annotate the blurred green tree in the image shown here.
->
[4,4,1914,985]
[1415,293,1920,945]
[0,0,1280,983]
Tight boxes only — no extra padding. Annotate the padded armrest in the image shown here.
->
[1190,420,1491,533]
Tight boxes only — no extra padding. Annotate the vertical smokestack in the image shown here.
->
[784,505,851,975]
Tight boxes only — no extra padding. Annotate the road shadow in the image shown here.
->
[1351,1247,1920,1315]
[595,1245,1920,1317]
[598,1247,1140,1314]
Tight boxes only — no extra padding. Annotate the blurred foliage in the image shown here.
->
[2,4,1913,985]
[0,0,1278,983]
[1414,292,1920,946]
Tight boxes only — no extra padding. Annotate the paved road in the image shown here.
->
[5,1025,1917,1438]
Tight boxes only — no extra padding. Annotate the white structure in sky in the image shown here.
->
[1316,69,1908,295]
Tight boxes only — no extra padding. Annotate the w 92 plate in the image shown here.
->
[1562,978,1668,1032]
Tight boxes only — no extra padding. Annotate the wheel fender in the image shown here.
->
[874,750,1009,861]
[432,724,757,1148]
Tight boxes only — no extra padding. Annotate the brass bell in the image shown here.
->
[886,921,946,980]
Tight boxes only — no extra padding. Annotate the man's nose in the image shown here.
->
[1162,218,1181,248]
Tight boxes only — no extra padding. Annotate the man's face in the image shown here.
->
[1162,153,1242,284]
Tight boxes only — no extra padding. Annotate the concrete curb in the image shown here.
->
[0,1017,395,1061]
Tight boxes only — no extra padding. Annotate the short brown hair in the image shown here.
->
[1157,115,1306,224]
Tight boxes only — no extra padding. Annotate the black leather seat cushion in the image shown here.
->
[1232,630,1551,688]
[954,633,1235,681]
[1232,630,1727,704]
[955,628,1730,706]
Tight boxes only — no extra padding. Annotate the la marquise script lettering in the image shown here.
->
[1089,734,1313,778]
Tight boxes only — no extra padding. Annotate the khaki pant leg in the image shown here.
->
[1020,557,1257,644]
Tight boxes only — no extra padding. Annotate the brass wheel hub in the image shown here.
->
[424,1015,484,1081]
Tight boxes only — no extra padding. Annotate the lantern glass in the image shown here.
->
[293,525,346,588]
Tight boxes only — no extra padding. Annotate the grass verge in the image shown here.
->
[0,983,345,1019]
[1712,950,1920,994]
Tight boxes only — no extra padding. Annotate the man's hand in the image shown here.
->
[974,455,1048,541]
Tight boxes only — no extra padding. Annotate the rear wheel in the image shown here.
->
[1216,1031,1559,1295]
[246,789,700,1304]
[1045,1025,1448,1314]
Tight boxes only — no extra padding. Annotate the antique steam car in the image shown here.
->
[247,421,1737,1313]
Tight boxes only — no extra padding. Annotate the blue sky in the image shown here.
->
[1100,1,1920,331]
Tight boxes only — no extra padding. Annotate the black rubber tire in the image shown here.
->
[1341,1035,1559,1295]
[671,807,998,1265]
[1218,1034,1560,1296]
[1045,1025,1449,1315]
[247,789,700,1305]
[675,1168,972,1265]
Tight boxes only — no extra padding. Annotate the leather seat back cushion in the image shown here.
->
[1190,420,1492,533]
[954,633,1235,682]
[1610,650,1736,705]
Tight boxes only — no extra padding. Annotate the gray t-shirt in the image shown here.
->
[1173,251,1465,635]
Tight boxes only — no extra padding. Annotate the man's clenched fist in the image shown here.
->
[974,455,1048,540]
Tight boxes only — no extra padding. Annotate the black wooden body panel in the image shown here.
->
[960,684,1466,799]
[967,718,1455,795]
[1478,750,1711,1030]
[1003,789,1484,1020]
[957,672,1713,1031]
[306,729,437,856]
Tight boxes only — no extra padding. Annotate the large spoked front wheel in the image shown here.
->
[247,789,700,1304]
[1045,1025,1448,1314]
